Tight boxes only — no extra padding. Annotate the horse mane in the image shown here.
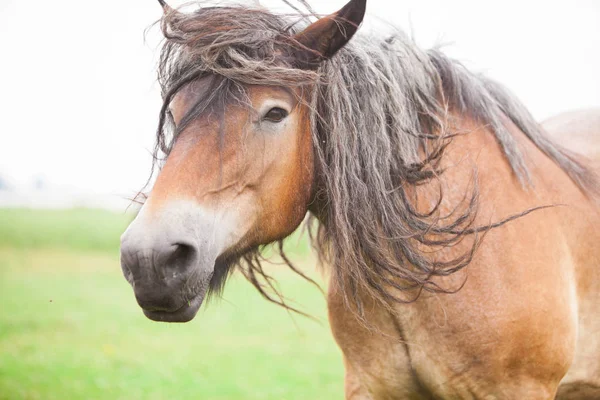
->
[153,2,599,314]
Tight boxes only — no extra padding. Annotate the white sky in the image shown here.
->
[0,0,599,201]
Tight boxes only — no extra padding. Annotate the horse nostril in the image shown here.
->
[164,242,197,279]
[120,239,198,285]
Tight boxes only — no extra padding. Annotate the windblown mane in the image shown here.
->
[152,1,598,314]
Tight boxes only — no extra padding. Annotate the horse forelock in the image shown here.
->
[150,1,600,316]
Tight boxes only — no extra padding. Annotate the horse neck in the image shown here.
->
[305,111,494,222]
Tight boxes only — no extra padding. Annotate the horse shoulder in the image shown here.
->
[396,118,583,397]
[541,108,600,392]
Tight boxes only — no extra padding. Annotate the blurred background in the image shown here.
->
[0,0,598,399]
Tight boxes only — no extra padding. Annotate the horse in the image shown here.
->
[120,0,600,398]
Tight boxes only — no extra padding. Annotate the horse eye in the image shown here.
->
[263,107,288,123]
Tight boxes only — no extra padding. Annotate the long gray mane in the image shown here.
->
[155,2,598,313]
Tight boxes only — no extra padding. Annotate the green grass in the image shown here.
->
[0,209,343,400]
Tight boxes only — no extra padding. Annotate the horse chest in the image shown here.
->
[329,306,497,398]
[327,264,577,399]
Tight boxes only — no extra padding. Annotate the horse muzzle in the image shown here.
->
[119,201,228,323]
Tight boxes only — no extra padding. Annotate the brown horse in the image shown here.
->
[120,0,600,398]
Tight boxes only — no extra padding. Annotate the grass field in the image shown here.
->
[0,209,343,400]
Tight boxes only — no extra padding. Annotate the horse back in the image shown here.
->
[542,108,600,165]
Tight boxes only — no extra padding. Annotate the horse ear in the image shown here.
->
[158,0,174,14]
[291,0,366,69]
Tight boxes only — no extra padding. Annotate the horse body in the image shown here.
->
[121,1,600,398]
[328,111,600,398]
[544,110,600,398]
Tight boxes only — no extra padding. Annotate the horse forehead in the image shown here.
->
[247,85,298,105]
[170,78,216,123]
[171,81,296,122]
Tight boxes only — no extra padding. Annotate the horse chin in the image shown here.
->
[134,269,214,324]
[142,291,204,323]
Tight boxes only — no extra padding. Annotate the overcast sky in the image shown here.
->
[0,0,599,203]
